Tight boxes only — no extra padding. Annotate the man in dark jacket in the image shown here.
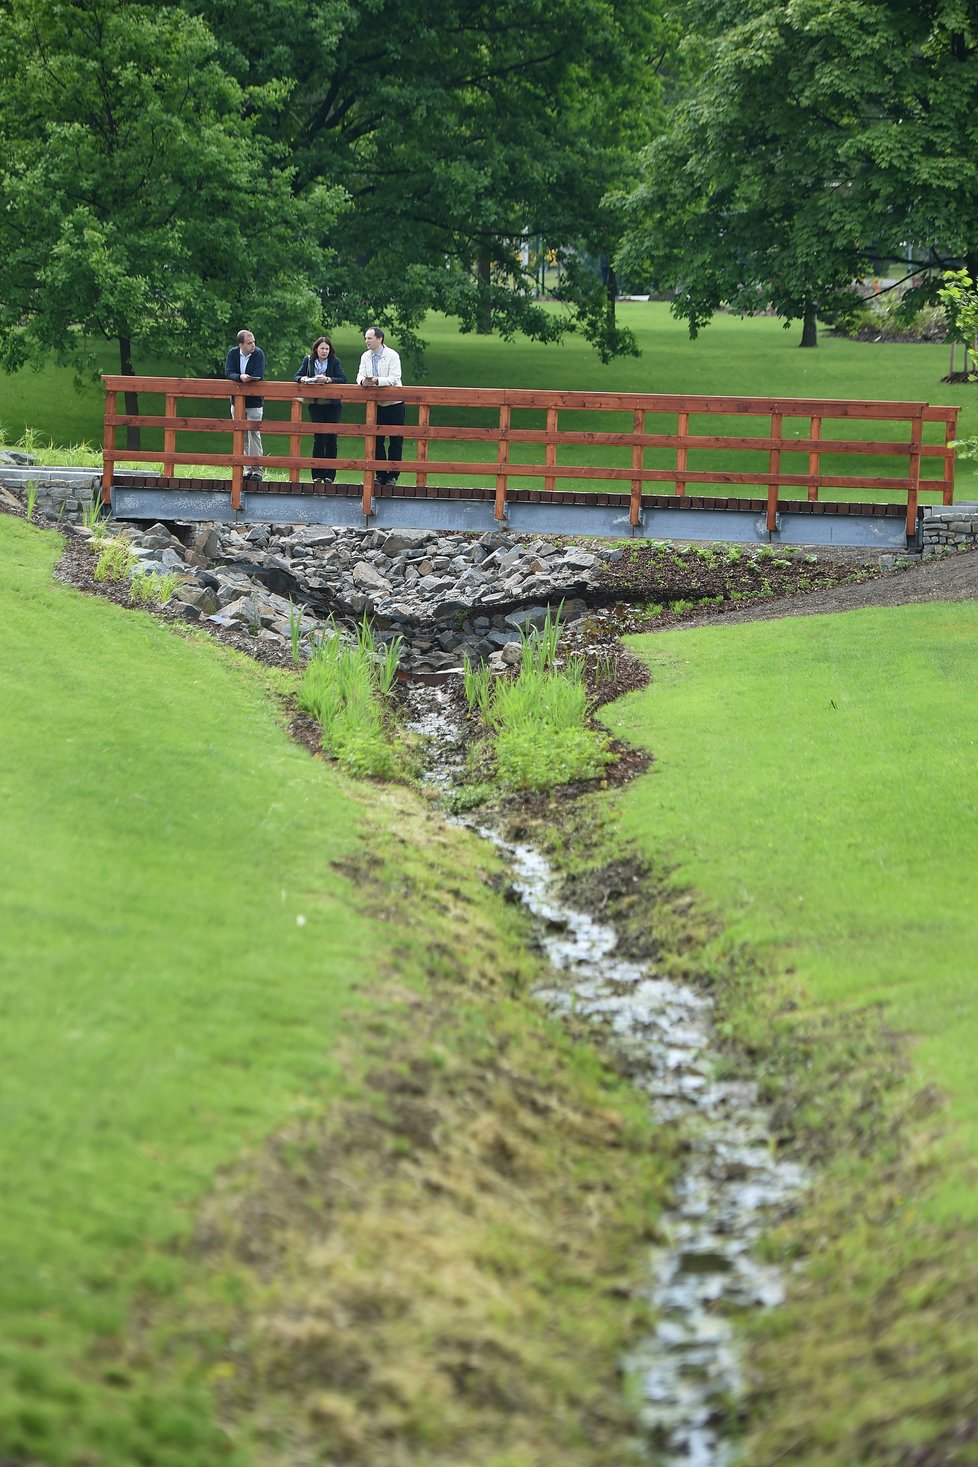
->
[225,329,266,478]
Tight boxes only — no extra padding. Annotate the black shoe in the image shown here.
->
[376,473,390,486]
[386,474,399,486]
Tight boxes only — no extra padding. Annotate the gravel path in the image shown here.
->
[689,546,978,627]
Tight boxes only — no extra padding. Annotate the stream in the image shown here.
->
[403,680,807,1466]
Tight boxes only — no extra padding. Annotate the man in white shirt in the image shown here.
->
[356,326,404,485]
[224,328,266,479]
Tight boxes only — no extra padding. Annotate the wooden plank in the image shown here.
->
[288,398,302,486]
[807,416,822,502]
[906,412,924,538]
[362,398,377,516]
[631,407,644,526]
[102,389,116,501]
[163,393,176,480]
[767,411,782,532]
[545,407,558,493]
[416,403,430,489]
[100,375,932,418]
[674,409,688,497]
[942,407,959,505]
[496,404,510,522]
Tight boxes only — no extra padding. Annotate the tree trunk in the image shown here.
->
[119,336,140,451]
[606,264,618,336]
[799,304,818,348]
[476,255,492,335]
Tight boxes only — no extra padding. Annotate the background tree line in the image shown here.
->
[1,0,977,382]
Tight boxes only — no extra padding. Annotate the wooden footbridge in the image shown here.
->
[102,377,960,549]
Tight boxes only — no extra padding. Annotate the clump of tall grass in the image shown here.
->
[1,426,99,468]
[298,617,403,778]
[93,537,137,583]
[465,610,611,790]
[129,570,182,606]
[81,489,109,537]
[24,480,38,523]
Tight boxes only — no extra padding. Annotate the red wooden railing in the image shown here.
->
[102,377,958,537]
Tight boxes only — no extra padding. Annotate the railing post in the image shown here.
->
[630,408,645,527]
[163,393,176,481]
[766,410,783,533]
[416,403,430,490]
[230,389,245,512]
[906,409,924,539]
[545,406,558,493]
[495,403,510,522]
[289,398,303,487]
[284,399,300,489]
[363,397,377,517]
[944,409,958,505]
[102,389,116,504]
[674,409,688,497]
[807,415,821,501]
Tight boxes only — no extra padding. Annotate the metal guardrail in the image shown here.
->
[102,377,958,539]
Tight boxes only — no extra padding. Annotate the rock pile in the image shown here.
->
[101,519,624,671]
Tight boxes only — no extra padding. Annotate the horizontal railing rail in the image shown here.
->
[102,377,959,537]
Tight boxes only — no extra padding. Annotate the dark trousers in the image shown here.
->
[374,401,405,476]
[309,401,341,479]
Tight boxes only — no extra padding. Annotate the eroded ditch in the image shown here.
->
[403,679,809,1466]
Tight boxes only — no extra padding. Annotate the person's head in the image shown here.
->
[364,327,385,351]
[311,336,332,361]
[237,329,256,352]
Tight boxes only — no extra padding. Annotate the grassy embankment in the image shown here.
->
[579,603,978,1465]
[1,305,973,499]
[0,512,674,1467]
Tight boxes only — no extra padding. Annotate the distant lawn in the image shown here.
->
[1,306,972,499]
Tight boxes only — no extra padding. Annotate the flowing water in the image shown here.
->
[403,681,807,1466]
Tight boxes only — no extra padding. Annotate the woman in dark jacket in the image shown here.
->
[294,336,347,482]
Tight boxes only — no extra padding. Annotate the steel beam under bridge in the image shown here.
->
[109,480,917,550]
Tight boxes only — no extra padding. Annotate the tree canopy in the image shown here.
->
[0,0,672,375]
[619,0,978,345]
[0,0,341,380]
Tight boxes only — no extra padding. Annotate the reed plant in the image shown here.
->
[297,618,403,778]
[23,480,38,523]
[288,600,304,665]
[93,537,137,584]
[469,614,610,790]
[462,655,493,717]
[129,569,182,606]
[80,489,107,536]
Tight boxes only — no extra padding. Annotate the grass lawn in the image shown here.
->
[1,306,973,500]
[0,514,670,1467]
[596,603,978,1464]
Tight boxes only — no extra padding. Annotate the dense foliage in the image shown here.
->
[619,0,978,345]
[0,0,671,374]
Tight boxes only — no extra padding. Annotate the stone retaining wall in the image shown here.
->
[919,503,978,558]
[0,462,100,522]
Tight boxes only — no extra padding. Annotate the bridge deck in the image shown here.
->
[110,473,916,549]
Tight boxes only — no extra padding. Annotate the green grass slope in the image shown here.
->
[0,515,671,1467]
[598,603,978,1463]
